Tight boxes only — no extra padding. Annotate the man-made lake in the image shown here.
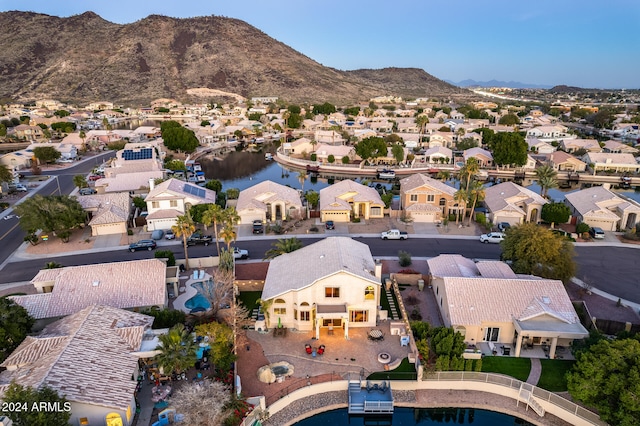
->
[202,151,640,205]
[293,407,534,425]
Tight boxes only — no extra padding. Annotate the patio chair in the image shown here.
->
[305,344,312,355]
[317,344,325,355]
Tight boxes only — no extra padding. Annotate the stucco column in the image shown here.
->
[515,334,523,358]
[315,317,320,340]
[344,317,349,340]
[549,336,558,359]
[173,282,179,298]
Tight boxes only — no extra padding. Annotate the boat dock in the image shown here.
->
[348,379,394,414]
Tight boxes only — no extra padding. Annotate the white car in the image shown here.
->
[480,232,505,244]
[233,247,249,259]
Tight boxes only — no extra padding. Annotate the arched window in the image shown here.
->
[364,286,375,300]
[274,298,286,315]
[274,298,285,304]
[299,302,310,321]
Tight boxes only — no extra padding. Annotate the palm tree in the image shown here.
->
[459,157,480,190]
[454,189,468,224]
[202,204,224,256]
[73,174,88,189]
[535,165,558,198]
[415,114,429,145]
[172,213,195,269]
[79,130,87,152]
[154,324,197,376]
[297,171,308,193]
[263,237,303,260]
[0,164,13,183]
[219,207,240,250]
[467,181,486,226]
[44,261,63,269]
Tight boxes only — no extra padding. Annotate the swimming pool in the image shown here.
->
[184,281,212,312]
[293,407,534,425]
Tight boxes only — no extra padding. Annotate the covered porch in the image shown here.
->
[315,304,349,339]
[512,318,588,359]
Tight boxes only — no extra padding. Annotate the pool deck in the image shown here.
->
[172,270,212,314]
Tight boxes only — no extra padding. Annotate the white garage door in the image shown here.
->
[494,216,521,226]
[241,212,264,225]
[583,219,616,232]
[411,211,437,223]
[321,211,350,223]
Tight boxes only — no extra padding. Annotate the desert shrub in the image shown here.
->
[576,222,590,235]
[155,250,176,266]
[398,250,412,267]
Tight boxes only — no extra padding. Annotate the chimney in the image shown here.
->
[374,259,382,279]
[149,178,155,190]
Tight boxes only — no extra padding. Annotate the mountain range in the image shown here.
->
[446,79,554,89]
[0,11,469,106]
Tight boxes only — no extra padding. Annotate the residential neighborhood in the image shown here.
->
[2,92,640,426]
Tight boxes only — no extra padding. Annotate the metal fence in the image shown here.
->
[424,371,607,426]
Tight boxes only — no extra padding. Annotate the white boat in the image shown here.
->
[377,169,396,179]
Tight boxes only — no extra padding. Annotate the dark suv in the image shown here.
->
[325,220,335,230]
[252,220,264,234]
[128,239,157,252]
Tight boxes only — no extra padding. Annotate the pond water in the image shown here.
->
[293,407,534,425]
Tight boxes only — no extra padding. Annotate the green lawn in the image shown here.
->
[237,291,261,313]
[481,357,531,382]
[368,358,417,381]
[537,359,575,392]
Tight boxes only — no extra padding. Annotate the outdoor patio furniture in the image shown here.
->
[317,344,325,355]
[369,329,383,341]
[502,347,511,356]
[328,325,334,335]
[305,344,312,354]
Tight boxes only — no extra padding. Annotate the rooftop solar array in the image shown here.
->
[184,184,206,199]
[122,148,153,161]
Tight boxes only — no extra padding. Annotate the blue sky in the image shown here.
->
[4,1,640,88]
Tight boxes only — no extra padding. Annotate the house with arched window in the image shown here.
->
[399,173,458,223]
[258,237,381,339]
[236,180,303,224]
[483,182,547,226]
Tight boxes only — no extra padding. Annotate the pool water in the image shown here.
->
[185,293,211,311]
[293,407,534,425]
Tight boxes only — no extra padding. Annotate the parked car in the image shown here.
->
[381,229,409,240]
[165,229,175,240]
[497,222,511,232]
[9,184,28,192]
[79,188,97,195]
[129,239,157,252]
[325,220,335,230]
[151,230,165,240]
[252,220,264,234]
[589,227,605,239]
[88,175,102,181]
[480,232,506,244]
[187,232,213,246]
[233,247,249,259]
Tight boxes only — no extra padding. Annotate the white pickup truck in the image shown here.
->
[380,229,409,240]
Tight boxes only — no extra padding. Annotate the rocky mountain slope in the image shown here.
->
[0,11,468,106]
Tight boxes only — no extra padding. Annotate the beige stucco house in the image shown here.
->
[145,178,216,231]
[427,254,588,359]
[483,182,547,225]
[320,179,385,223]
[582,152,640,174]
[259,237,381,339]
[0,305,156,426]
[76,192,131,236]
[463,147,493,167]
[547,151,587,172]
[236,180,303,224]
[564,186,640,231]
[9,259,167,329]
[400,174,458,223]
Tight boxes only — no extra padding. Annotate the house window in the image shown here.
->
[151,201,159,209]
[293,309,298,320]
[300,311,310,321]
[274,298,286,315]
[427,194,435,202]
[371,207,382,216]
[364,286,375,300]
[410,194,418,202]
[79,418,89,425]
[170,200,178,208]
[439,198,446,206]
[350,310,368,322]
[484,327,500,342]
[325,287,340,298]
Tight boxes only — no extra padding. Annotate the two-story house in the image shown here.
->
[400,174,457,223]
[145,178,216,231]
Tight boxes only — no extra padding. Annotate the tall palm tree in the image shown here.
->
[416,114,429,146]
[264,237,303,260]
[454,189,468,224]
[202,204,224,257]
[535,165,558,198]
[297,170,308,194]
[467,181,486,226]
[154,324,197,376]
[219,207,240,250]
[79,130,87,152]
[459,157,480,190]
[172,213,195,269]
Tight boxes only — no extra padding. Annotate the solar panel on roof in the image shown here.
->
[122,148,153,161]
[184,184,205,198]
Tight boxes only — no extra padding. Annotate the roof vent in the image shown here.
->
[92,280,100,287]
[319,255,325,259]
[542,296,550,304]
